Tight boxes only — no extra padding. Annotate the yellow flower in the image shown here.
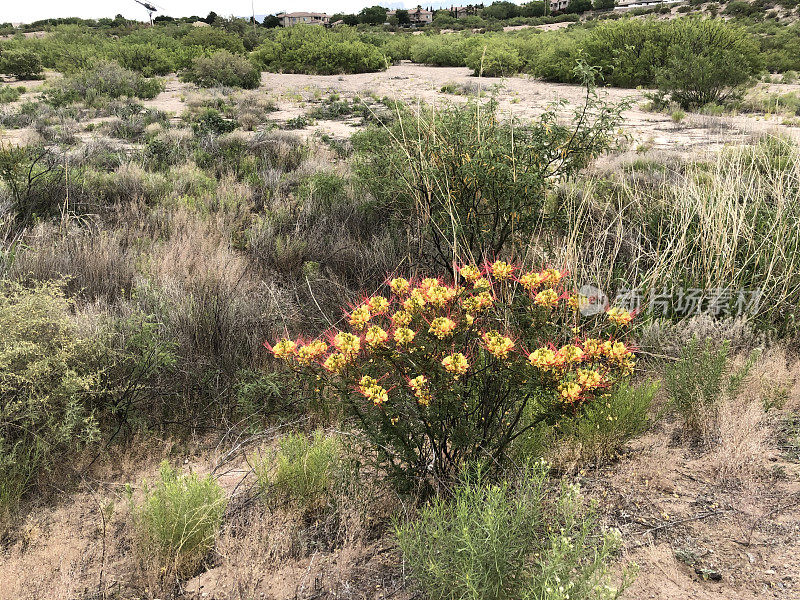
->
[464,313,475,326]
[394,327,415,345]
[473,277,491,290]
[607,306,634,326]
[462,290,494,313]
[323,352,347,374]
[349,305,371,330]
[558,382,582,404]
[534,288,559,308]
[482,330,515,359]
[409,375,431,406]
[442,352,469,378]
[359,375,388,406]
[429,316,457,339]
[458,264,482,282]
[391,310,412,327]
[541,268,565,286]
[605,341,632,362]
[576,368,603,390]
[558,344,584,364]
[271,339,298,360]
[490,260,515,280]
[568,294,588,312]
[333,332,361,357]
[425,283,457,307]
[403,289,427,314]
[528,347,557,370]
[519,271,545,291]
[365,325,389,346]
[368,295,390,315]
[297,339,328,364]
[389,277,411,296]
[582,338,603,360]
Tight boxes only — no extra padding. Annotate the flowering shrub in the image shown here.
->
[269,263,635,487]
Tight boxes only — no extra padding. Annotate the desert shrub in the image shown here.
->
[253,430,344,511]
[0,85,24,104]
[43,61,163,106]
[181,50,261,89]
[466,38,523,77]
[352,91,624,268]
[395,461,633,600]
[410,35,480,67]
[0,145,66,228]
[0,281,107,513]
[556,380,658,464]
[251,26,387,75]
[270,266,637,489]
[181,26,247,55]
[0,49,44,79]
[191,107,239,134]
[657,18,761,108]
[134,461,227,578]
[112,42,176,76]
[664,337,759,438]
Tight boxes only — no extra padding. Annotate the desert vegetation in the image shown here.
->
[0,4,799,600]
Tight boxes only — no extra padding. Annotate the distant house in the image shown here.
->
[615,0,680,8]
[276,12,331,26]
[388,7,434,24]
[192,20,211,27]
[550,0,570,11]
[451,5,477,18]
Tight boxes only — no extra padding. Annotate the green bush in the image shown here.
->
[352,91,623,267]
[0,281,107,513]
[664,337,759,437]
[395,462,633,600]
[251,26,387,75]
[43,61,163,106]
[181,26,247,54]
[0,49,44,79]
[466,38,523,77]
[657,18,761,108]
[181,50,261,89]
[253,430,344,511]
[134,461,227,577]
[0,86,24,104]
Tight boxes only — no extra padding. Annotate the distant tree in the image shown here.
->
[593,0,615,9]
[396,9,411,24]
[154,15,175,23]
[566,0,593,12]
[359,5,389,24]
[481,1,521,19]
[521,1,546,16]
[262,15,281,28]
[203,11,218,24]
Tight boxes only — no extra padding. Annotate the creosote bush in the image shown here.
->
[43,61,163,106]
[270,263,637,489]
[134,461,227,578]
[395,461,633,600]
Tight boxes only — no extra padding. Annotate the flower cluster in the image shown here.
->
[269,262,636,415]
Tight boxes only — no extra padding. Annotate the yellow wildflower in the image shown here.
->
[297,339,328,364]
[402,289,426,314]
[558,344,584,364]
[519,271,545,291]
[323,352,347,374]
[391,310,412,327]
[607,306,634,326]
[368,295,390,315]
[442,352,469,378]
[429,316,457,339]
[490,260,515,280]
[528,347,557,370]
[389,277,411,296]
[333,332,361,357]
[365,325,389,346]
[482,330,515,359]
[359,375,388,406]
[394,327,415,345]
[458,264,482,283]
[576,368,603,390]
[349,305,371,330]
[558,382,582,404]
[534,288,559,308]
[271,339,297,360]
[541,268,565,286]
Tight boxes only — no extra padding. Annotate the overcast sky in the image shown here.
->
[5,1,415,23]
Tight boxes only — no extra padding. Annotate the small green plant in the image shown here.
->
[253,430,344,511]
[664,337,759,437]
[671,109,686,123]
[395,461,634,600]
[134,461,227,578]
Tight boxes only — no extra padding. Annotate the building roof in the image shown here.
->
[276,12,330,18]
